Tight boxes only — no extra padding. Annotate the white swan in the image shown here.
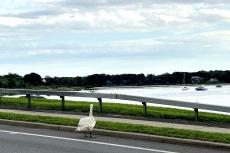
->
[75,104,96,137]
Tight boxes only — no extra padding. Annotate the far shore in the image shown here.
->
[93,83,230,90]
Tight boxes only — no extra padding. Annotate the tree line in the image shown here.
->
[0,70,230,89]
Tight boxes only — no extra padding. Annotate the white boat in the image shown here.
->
[182,86,189,91]
[195,85,208,91]
[89,89,96,93]
[182,73,189,91]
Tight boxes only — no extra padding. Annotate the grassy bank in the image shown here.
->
[0,111,229,144]
[0,97,229,123]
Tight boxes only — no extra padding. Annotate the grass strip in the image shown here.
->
[0,97,229,123]
[0,111,229,144]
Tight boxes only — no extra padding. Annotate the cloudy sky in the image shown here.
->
[0,0,230,77]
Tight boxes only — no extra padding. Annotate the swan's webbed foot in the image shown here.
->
[89,131,95,138]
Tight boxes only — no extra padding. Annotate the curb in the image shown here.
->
[0,119,229,150]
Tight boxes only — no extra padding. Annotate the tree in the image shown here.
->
[3,73,25,88]
[23,73,43,86]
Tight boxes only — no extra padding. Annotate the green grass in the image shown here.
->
[0,97,229,123]
[0,111,229,144]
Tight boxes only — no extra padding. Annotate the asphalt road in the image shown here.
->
[0,124,228,153]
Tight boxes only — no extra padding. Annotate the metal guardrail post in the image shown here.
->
[26,94,32,110]
[194,108,199,121]
[0,93,2,104]
[60,96,65,111]
[142,102,147,116]
[98,98,102,113]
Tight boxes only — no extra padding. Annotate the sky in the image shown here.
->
[0,0,230,77]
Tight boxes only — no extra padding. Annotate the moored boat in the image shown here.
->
[182,86,189,91]
[195,85,207,91]
[181,73,189,91]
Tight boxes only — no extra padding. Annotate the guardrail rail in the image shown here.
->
[0,88,229,120]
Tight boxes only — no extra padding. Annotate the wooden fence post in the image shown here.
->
[98,98,102,113]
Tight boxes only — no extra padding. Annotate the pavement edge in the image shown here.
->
[0,119,229,150]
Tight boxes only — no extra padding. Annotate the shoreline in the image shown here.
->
[93,83,230,90]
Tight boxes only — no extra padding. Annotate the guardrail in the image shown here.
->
[0,88,229,120]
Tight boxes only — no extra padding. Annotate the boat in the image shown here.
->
[182,73,189,91]
[182,86,189,91]
[195,85,207,91]
[216,85,222,88]
[89,89,96,93]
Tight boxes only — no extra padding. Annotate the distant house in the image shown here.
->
[191,76,203,84]
[42,78,46,83]
[106,80,113,86]
[208,78,219,83]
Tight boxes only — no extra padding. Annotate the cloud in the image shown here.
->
[0,0,230,76]
[1,0,229,32]
[58,0,230,7]
[2,28,230,63]
[3,9,64,19]
[0,16,31,27]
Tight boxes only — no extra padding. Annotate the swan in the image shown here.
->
[75,104,96,138]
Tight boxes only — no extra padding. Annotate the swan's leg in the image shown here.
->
[89,131,95,138]
[84,132,88,137]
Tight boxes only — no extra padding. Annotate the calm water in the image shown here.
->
[43,85,229,107]
[92,85,230,114]
[96,85,230,107]
[5,85,230,114]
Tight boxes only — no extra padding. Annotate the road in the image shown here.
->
[0,125,228,153]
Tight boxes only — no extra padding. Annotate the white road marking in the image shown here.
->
[0,129,179,153]
[9,132,19,134]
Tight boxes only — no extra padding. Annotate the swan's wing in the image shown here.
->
[76,117,95,131]
[91,117,96,128]
[77,117,90,126]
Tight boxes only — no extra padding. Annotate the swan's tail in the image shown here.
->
[75,127,80,132]
[75,126,88,132]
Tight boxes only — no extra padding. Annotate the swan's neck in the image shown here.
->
[89,106,93,117]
